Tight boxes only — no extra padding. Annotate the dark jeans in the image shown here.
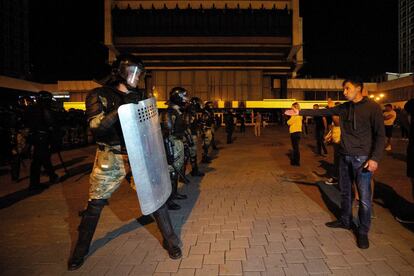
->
[315,128,327,154]
[226,127,234,144]
[339,154,372,235]
[290,132,301,165]
[30,135,56,186]
[240,124,245,133]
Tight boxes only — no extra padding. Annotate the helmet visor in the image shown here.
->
[125,65,145,88]
[181,91,189,103]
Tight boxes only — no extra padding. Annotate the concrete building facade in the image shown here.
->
[399,0,414,73]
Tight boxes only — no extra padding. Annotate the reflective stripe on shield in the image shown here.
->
[118,98,171,215]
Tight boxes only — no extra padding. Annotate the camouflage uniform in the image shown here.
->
[161,104,187,210]
[89,144,130,199]
[201,107,215,163]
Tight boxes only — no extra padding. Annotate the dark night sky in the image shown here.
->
[300,0,398,80]
[29,0,398,83]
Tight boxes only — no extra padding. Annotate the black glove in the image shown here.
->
[100,109,119,130]
[124,92,142,104]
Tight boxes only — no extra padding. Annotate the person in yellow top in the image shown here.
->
[383,104,396,151]
[287,102,303,166]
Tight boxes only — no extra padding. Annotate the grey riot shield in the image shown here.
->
[118,97,171,215]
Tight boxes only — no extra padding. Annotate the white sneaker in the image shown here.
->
[385,145,392,151]
[325,178,338,185]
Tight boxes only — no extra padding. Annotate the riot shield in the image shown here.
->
[118,97,171,215]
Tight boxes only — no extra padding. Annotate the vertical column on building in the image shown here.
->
[292,0,303,78]
[105,0,117,63]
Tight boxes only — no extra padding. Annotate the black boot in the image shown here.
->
[171,171,187,200]
[153,204,182,259]
[68,199,107,270]
[178,162,190,184]
[201,146,211,163]
[190,157,204,177]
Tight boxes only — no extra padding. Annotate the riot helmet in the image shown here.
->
[169,87,189,107]
[189,97,204,112]
[204,101,213,110]
[37,91,54,106]
[110,54,145,90]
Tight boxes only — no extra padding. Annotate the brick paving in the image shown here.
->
[0,125,414,275]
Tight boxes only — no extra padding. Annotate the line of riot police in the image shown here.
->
[0,92,89,186]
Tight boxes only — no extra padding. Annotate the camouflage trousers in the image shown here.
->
[190,135,197,158]
[183,134,197,159]
[203,128,213,148]
[168,137,185,173]
[89,145,130,200]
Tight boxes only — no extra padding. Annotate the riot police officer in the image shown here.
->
[161,87,189,210]
[10,96,33,181]
[200,101,216,163]
[26,91,60,190]
[184,97,204,177]
[68,55,181,270]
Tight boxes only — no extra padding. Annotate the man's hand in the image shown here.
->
[284,108,299,116]
[364,160,378,172]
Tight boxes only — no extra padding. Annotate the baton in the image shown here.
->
[172,164,190,185]
[56,150,69,175]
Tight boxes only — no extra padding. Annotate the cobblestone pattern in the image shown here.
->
[0,127,414,275]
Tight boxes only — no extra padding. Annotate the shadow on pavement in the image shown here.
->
[0,187,47,209]
[89,220,145,255]
[292,179,342,219]
[374,181,414,231]
[0,160,93,209]
[59,162,93,182]
[295,179,414,233]
[53,156,88,171]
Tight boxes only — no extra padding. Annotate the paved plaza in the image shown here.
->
[1,125,414,275]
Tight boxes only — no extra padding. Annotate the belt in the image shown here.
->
[97,144,126,154]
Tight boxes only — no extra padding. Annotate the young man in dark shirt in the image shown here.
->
[285,77,385,249]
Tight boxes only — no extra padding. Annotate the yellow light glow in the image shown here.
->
[245,100,345,109]
[232,101,239,108]
[63,102,85,111]
[218,100,225,108]
[375,97,380,101]
[369,95,375,98]
[156,101,168,109]
[380,94,385,98]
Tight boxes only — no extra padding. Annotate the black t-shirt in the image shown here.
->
[300,97,385,162]
[314,116,325,130]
